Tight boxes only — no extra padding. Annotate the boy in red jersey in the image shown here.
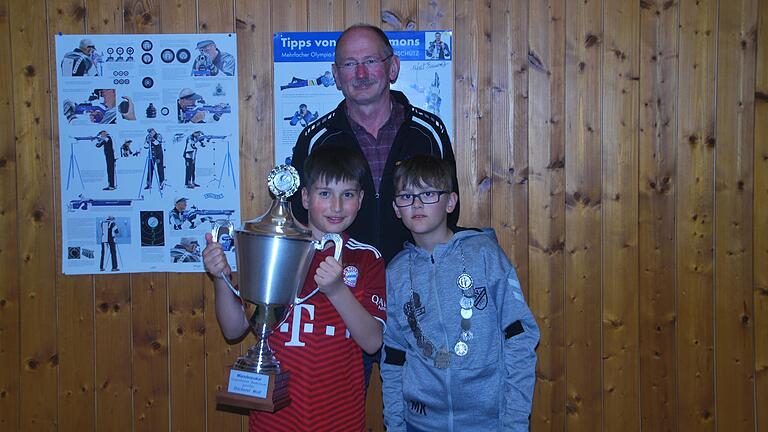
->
[203,144,386,431]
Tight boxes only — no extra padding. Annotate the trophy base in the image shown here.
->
[216,370,291,413]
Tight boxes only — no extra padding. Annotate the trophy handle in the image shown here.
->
[318,232,343,262]
[295,233,344,305]
[210,219,241,298]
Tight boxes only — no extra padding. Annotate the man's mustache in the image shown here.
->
[352,78,377,88]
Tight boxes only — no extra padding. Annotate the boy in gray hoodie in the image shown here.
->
[381,155,539,431]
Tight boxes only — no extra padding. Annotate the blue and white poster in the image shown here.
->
[55,33,240,274]
[273,30,454,165]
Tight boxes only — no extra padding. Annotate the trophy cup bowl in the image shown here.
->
[212,165,342,412]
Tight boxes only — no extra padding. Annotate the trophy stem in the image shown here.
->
[234,320,281,374]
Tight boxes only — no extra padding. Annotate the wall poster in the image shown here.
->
[273,30,453,165]
[56,33,240,274]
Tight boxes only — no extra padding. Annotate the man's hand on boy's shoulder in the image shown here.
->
[315,256,346,297]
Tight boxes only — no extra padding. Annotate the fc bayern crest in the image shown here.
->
[343,265,359,287]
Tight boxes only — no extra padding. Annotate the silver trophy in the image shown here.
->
[212,164,342,411]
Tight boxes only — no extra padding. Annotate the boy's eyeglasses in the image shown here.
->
[394,191,448,207]
[335,54,394,71]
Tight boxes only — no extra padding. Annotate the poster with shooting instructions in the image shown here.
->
[55,33,240,275]
[273,30,453,165]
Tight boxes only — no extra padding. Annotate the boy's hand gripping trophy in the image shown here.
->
[212,165,342,412]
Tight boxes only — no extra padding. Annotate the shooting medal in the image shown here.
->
[454,341,468,356]
[457,273,473,291]
[459,296,474,309]
[434,347,451,369]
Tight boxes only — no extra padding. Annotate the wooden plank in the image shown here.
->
[417,0,454,30]
[563,0,603,429]
[676,0,718,430]
[344,0,380,26]
[453,0,491,228]
[161,1,210,431]
[527,0,566,428]
[602,1,640,431]
[714,0,757,429]
[131,273,170,431]
[10,0,58,429]
[755,2,768,429]
[638,1,679,430]
[0,0,19,429]
[381,0,417,30]
[122,2,170,431]
[48,2,97,430]
[308,0,344,31]
[86,3,134,430]
[168,271,206,432]
[270,0,307,33]
[489,0,528,299]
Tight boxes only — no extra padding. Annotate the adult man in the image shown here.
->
[170,197,198,230]
[289,24,460,386]
[177,88,206,123]
[184,131,205,188]
[61,38,99,76]
[171,238,201,262]
[426,32,451,60]
[94,130,116,190]
[144,128,165,190]
[99,216,119,271]
[192,40,235,76]
[290,24,459,264]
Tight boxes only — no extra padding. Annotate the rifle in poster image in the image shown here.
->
[68,194,140,212]
[169,196,234,230]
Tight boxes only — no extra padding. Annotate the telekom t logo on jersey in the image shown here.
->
[280,303,350,346]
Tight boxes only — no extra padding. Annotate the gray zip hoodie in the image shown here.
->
[381,228,539,431]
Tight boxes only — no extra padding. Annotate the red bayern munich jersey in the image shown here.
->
[249,234,386,432]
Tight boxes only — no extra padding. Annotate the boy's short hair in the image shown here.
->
[303,144,367,190]
[393,154,455,192]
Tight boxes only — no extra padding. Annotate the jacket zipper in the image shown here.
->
[430,254,454,431]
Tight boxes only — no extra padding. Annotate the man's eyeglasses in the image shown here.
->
[336,54,394,71]
[394,191,448,207]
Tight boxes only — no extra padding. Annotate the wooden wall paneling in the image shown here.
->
[164,1,208,431]
[198,0,232,33]
[714,0,757,429]
[345,0,380,26]
[381,0,417,30]
[121,2,170,431]
[308,0,345,31]
[601,0,640,430]
[755,1,768,429]
[454,0,491,228]
[88,3,134,430]
[0,0,19,429]
[272,0,307,33]
[489,0,529,297]
[10,0,58,429]
[48,1,97,431]
[675,0,717,430]
[527,0,566,429]
[563,0,603,429]
[166,227,208,432]
[130,271,170,432]
[417,0,454,30]
[637,0,679,430]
